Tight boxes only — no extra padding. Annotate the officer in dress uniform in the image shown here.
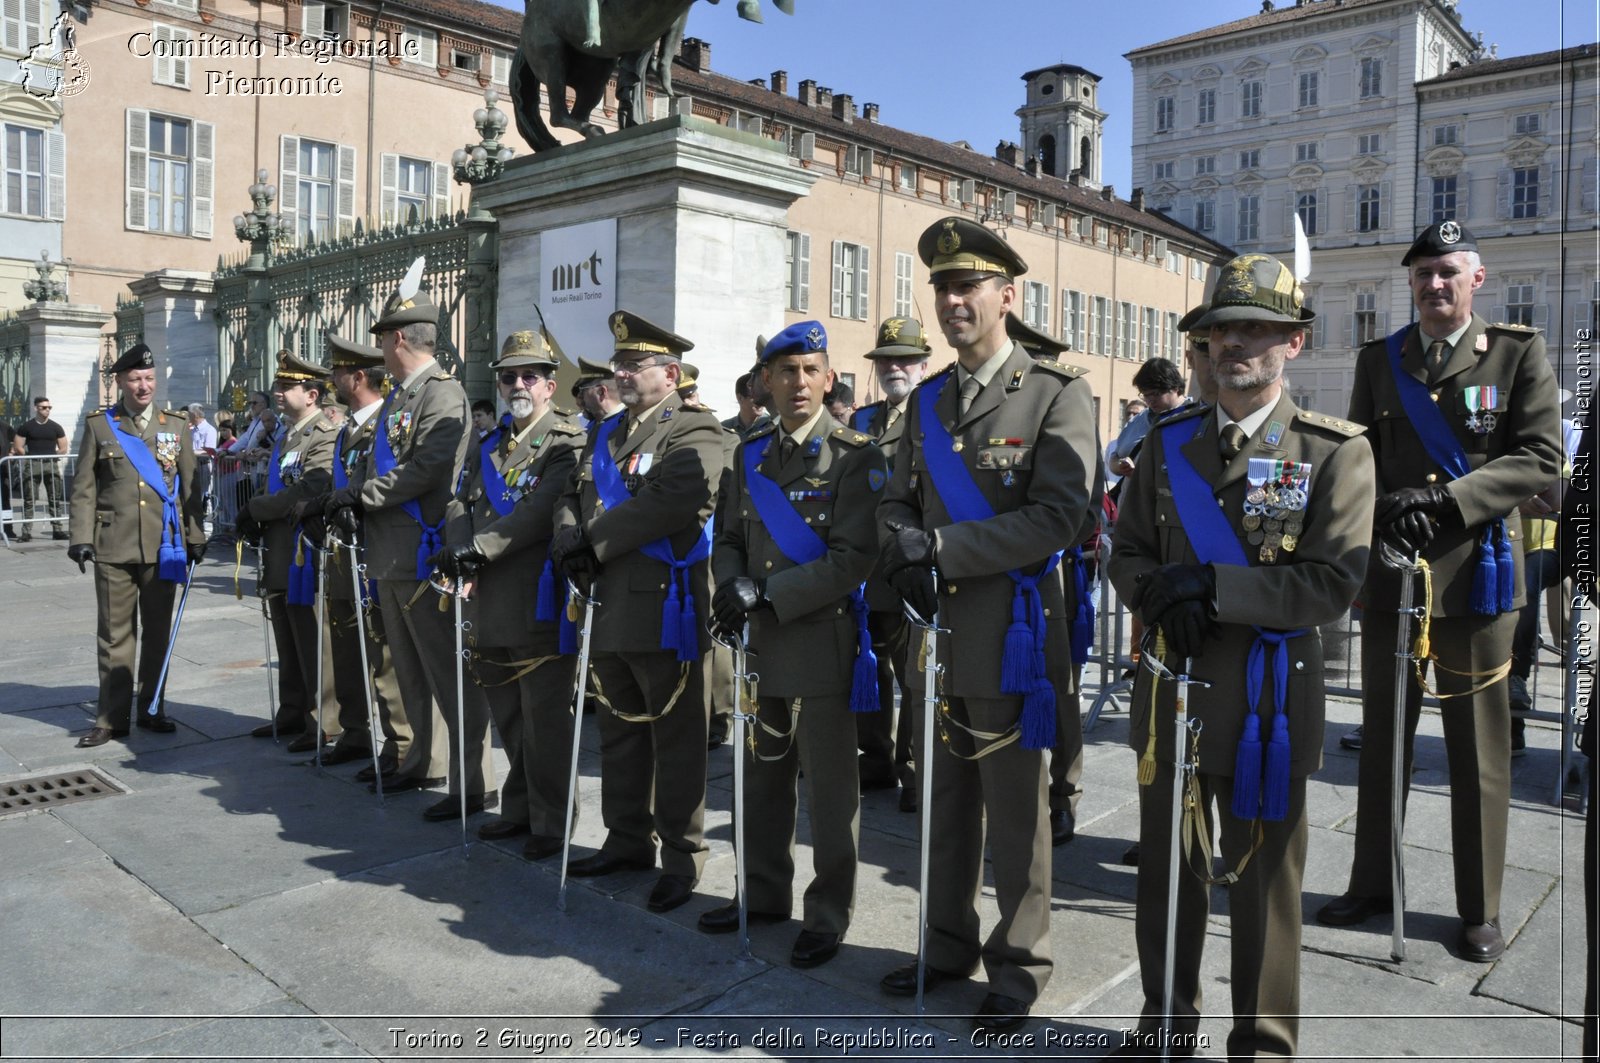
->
[572,357,621,429]
[697,320,887,969]
[876,217,1101,1031]
[1006,311,1090,847]
[852,316,934,812]
[551,310,723,914]
[436,330,585,858]
[1105,253,1375,1060]
[325,279,476,811]
[69,343,206,747]
[238,351,341,752]
[319,333,408,771]
[1317,222,1563,963]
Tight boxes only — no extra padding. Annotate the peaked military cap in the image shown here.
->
[272,349,329,385]
[866,317,934,359]
[107,343,155,375]
[1401,219,1478,266]
[492,329,560,370]
[1005,312,1069,359]
[1193,253,1314,329]
[370,285,439,334]
[917,216,1027,279]
[761,320,828,362]
[676,361,701,392]
[1177,304,1210,350]
[610,310,693,357]
[571,356,611,397]
[325,331,384,369]
[754,334,769,358]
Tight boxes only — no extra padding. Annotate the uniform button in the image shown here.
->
[1043,608,1051,617]
[805,517,813,524]
[1159,514,1166,523]
[765,561,773,570]
[947,584,958,594]
[1425,473,1437,483]
[139,499,146,506]
[1294,661,1304,672]
[1430,393,1440,403]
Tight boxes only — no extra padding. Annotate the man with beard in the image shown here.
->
[438,331,584,856]
[851,316,934,811]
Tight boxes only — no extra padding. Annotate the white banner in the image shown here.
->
[538,218,617,367]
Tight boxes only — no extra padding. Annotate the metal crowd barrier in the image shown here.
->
[210,451,270,542]
[0,454,76,546]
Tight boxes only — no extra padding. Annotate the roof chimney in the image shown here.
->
[748,77,765,88]
[1025,158,1041,177]
[798,78,817,106]
[863,101,879,123]
[995,140,1022,167]
[832,92,854,123]
[816,86,833,110]
[1131,187,1145,210]
[771,69,788,94]
[1068,169,1083,187]
[1100,184,1115,201]
[680,37,711,74]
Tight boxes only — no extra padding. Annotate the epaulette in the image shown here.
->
[746,419,779,441]
[924,363,957,385]
[830,426,872,448]
[1158,403,1209,427]
[551,420,583,436]
[427,369,454,383]
[681,400,714,413]
[856,399,884,417]
[1030,359,1089,380]
[1489,321,1541,334]
[84,408,106,422]
[1297,410,1366,437]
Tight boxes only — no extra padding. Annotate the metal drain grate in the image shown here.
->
[0,768,122,815]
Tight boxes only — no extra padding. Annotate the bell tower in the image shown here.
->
[1017,64,1105,187]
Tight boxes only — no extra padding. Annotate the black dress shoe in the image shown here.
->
[355,755,399,782]
[1122,841,1141,867]
[373,773,446,794]
[972,992,1029,1032]
[880,961,969,997]
[423,792,497,821]
[566,851,654,877]
[1339,725,1364,751]
[647,873,695,912]
[76,726,128,748]
[697,901,790,934]
[899,785,919,813]
[1050,808,1075,846]
[1459,920,1505,962]
[320,743,371,766]
[135,713,176,733]
[286,731,331,754]
[1315,893,1393,927]
[477,818,530,841]
[790,929,841,968]
[250,720,306,739]
[523,834,564,860]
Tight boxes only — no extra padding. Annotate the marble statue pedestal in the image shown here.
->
[476,114,816,412]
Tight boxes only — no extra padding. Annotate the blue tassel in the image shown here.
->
[1470,533,1497,616]
[1000,592,1034,695]
[661,580,682,655]
[536,558,559,622]
[678,597,699,663]
[159,541,188,584]
[850,644,880,712]
[1071,603,1094,667]
[1495,525,1515,614]
[1231,713,1263,820]
[1020,680,1056,749]
[1262,711,1291,822]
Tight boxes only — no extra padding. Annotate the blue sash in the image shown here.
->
[743,434,878,711]
[1160,415,1303,821]
[266,431,316,606]
[479,418,516,520]
[916,374,1060,748]
[106,409,188,584]
[1384,326,1512,614]
[591,410,713,662]
[851,404,877,434]
[371,392,446,582]
[332,425,379,603]
[1066,546,1094,666]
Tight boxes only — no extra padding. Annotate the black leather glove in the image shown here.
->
[888,565,938,626]
[235,512,263,542]
[1136,563,1217,627]
[1154,599,1214,660]
[68,543,95,573]
[1375,485,1455,556]
[323,486,363,520]
[187,542,207,565]
[329,505,360,535]
[711,577,765,634]
[550,524,600,582]
[882,520,936,575]
[435,543,487,579]
[301,512,328,546]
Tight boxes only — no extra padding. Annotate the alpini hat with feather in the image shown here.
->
[1192,253,1314,329]
[371,256,438,334]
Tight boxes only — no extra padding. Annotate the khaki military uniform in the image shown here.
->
[555,389,722,880]
[877,341,1100,1003]
[70,403,205,729]
[360,359,478,791]
[1107,396,1375,1058]
[447,408,583,835]
[247,409,339,738]
[1344,317,1562,925]
[326,405,408,762]
[712,413,886,934]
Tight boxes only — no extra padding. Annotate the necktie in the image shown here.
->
[885,406,901,432]
[1220,422,1248,461]
[779,437,797,464]
[959,375,982,418]
[1427,339,1448,378]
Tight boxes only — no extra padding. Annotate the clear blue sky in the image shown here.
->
[651,0,1593,193]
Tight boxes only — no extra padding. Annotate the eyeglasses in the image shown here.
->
[35,405,50,410]
[610,358,666,376]
[498,370,547,386]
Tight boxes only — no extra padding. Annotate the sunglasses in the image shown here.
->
[498,370,547,386]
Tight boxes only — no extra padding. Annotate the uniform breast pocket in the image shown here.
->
[97,441,124,464]
[1372,412,1414,464]
[1154,492,1190,561]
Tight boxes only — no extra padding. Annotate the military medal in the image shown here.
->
[1245,458,1312,562]
[1463,386,1498,434]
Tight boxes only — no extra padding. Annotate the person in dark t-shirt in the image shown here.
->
[10,396,67,539]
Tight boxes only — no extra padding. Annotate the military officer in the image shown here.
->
[551,310,722,914]
[1104,254,1375,1060]
[325,278,470,809]
[698,320,887,968]
[721,372,770,440]
[69,343,206,747]
[1318,222,1563,963]
[321,333,409,773]
[851,316,934,812]
[1004,311,1092,847]
[572,357,621,429]
[437,330,584,858]
[238,351,341,752]
[876,217,1101,1031]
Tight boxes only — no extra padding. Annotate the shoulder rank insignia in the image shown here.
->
[805,436,822,457]
[1008,369,1025,389]
[1263,420,1285,447]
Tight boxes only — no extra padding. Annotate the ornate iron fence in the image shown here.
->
[0,314,29,422]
